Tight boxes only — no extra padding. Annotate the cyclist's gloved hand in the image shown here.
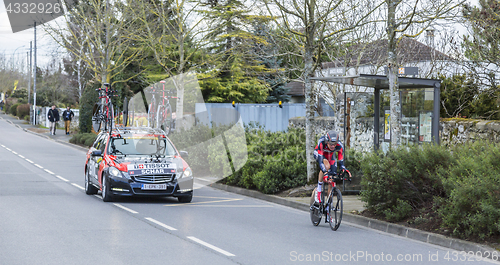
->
[327,168,337,179]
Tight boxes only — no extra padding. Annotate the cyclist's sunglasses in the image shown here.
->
[327,141,337,146]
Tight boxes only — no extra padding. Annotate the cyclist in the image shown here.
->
[313,130,347,205]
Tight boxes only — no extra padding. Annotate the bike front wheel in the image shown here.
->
[309,188,321,226]
[328,187,343,231]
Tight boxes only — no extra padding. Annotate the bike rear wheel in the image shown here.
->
[123,97,128,127]
[157,104,173,135]
[148,102,156,128]
[92,103,103,132]
[309,188,321,226]
[104,103,114,131]
[328,187,343,231]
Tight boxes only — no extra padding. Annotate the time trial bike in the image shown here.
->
[310,169,351,231]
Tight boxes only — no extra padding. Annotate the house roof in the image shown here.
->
[322,37,451,69]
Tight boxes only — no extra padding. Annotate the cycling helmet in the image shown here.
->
[326,130,339,144]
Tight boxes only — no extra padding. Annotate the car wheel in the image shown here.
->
[101,175,113,202]
[177,192,192,203]
[85,169,98,195]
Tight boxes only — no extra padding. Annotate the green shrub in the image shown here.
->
[360,144,451,219]
[23,115,30,121]
[383,198,413,222]
[83,133,97,147]
[223,126,307,194]
[9,103,21,116]
[79,87,99,133]
[253,152,307,194]
[438,141,500,239]
[360,140,500,240]
[16,104,30,119]
[169,124,214,176]
[69,133,97,147]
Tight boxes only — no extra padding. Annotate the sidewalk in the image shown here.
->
[1,111,496,257]
[0,112,86,151]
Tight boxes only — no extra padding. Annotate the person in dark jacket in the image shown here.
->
[47,105,60,135]
[62,106,74,135]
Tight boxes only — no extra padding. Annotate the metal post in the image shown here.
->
[433,82,441,145]
[374,88,380,150]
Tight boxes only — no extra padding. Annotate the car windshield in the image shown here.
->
[109,135,177,156]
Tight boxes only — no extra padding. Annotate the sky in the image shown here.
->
[0,0,59,69]
[0,0,480,71]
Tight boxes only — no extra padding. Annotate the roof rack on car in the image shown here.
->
[109,126,167,135]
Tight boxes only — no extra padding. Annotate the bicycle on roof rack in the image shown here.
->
[310,169,351,231]
[147,80,177,135]
[92,83,117,132]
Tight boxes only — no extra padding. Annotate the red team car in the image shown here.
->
[84,128,193,203]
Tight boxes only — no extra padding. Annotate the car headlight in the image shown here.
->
[109,167,121,177]
[179,167,192,179]
[108,166,131,179]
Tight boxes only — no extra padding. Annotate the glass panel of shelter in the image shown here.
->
[378,88,434,150]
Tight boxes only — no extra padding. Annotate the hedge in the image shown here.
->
[360,141,500,240]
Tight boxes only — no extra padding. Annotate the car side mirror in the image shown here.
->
[179,151,188,159]
[91,150,102,157]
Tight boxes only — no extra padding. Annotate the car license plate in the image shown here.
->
[141,184,167,190]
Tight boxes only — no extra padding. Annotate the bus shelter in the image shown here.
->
[312,74,441,150]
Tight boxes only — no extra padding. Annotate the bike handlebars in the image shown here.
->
[323,169,352,184]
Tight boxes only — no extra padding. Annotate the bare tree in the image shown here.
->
[130,0,210,128]
[44,0,142,87]
[264,0,383,181]
[385,0,463,147]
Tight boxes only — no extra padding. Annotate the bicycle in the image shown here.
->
[309,169,351,231]
[92,83,116,132]
[146,81,177,135]
[156,80,177,135]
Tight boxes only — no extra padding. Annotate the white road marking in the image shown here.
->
[71,183,85,190]
[145,217,177,231]
[187,236,235,257]
[25,159,34,163]
[0,145,5,148]
[18,155,25,158]
[11,151,17,154]
[113,203,138,214]
[5,148,11,151]
[44,169,54,175]
[34,164,43,169]
[94,195,101,199]
[55,175,69,182]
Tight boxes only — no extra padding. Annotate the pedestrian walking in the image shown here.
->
[62,106,74,135]
[47,105,60,135]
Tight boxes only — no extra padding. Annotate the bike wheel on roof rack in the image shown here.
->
[92,103,103,132]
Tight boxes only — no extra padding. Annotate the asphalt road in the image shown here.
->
[1,117,499,265]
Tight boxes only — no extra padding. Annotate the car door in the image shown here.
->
[89,134,105,182]
[96,134,108,185]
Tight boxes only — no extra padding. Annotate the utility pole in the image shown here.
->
[27,41,32,104]
[33,22,37,125]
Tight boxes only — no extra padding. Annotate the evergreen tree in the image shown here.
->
[462,0,500,89]
[252,20,290,103]
[199,0,271,103]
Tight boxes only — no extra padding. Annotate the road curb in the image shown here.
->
[209,182,498,258]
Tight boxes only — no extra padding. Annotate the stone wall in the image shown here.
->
[289,117,500,152]
[440,119,500,146]
[288,116,337,141]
